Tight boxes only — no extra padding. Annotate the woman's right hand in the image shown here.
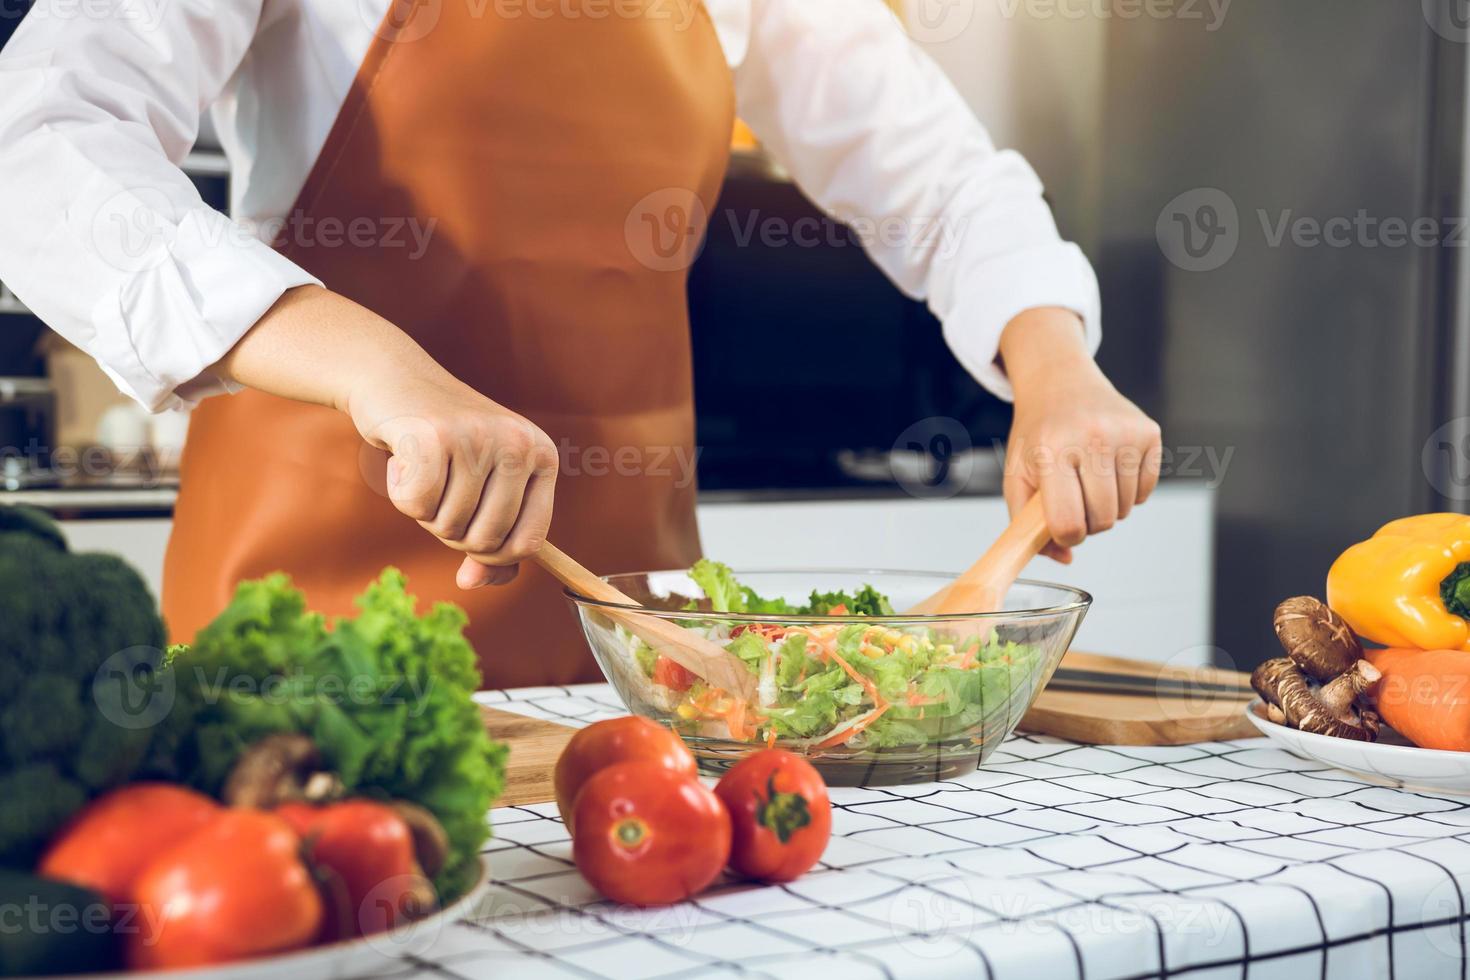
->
[349,371,559,589]
[210,285,559,589]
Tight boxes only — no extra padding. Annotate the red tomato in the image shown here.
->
[572,762,730,906]
[553,716,696,833]
[126,810,323,969]
[39,783,221,907]
[652,655,698,692]
[714,750,831,883]
[277,800,432,940]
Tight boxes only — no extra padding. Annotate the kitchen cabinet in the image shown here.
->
[56,516,173,601]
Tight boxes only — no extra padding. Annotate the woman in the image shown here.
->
[0,0,1160,686]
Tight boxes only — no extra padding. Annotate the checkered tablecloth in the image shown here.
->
[392,684,1470,980]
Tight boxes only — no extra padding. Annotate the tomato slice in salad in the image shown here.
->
[652,656,699,692]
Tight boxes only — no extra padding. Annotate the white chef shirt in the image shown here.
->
[0,0,1100,412]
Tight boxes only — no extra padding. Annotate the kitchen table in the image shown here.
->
[390,684,1470,980]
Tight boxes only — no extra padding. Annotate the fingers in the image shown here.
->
[1138,427,1164,504]
[1005,378,1162,562]
[1042,541,1075,565]
[1078,444,1119,535]
[1002,471,1031,522]
[376,406,558,591]
[459,451,557,589]
[1112,420,1163,516]
[468,467,555,565]
[379,418,448,522]
[457,556,518,589]
[458,453,534,555]
[1004,471,1071,564]
[1038,455,1088,552]
[1115,452,1140,522]
[1115,418,1159,519]
[421,457,485,543]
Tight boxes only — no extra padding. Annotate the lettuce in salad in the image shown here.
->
[688,560,895,617]
[643,563,1037,752]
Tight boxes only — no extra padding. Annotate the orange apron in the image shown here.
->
[163,0,734,687]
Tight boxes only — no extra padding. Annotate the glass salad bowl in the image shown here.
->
[565,567,1090,786]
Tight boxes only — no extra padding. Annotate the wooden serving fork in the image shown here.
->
[534,542,757,700]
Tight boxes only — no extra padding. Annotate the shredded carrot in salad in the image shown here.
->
[813,703,891,750]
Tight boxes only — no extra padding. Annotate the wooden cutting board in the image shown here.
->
[481,706,579,808]
[483,652,1261,805]
[1020,650,1260,746]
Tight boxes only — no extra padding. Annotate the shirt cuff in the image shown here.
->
[88,207,322,412]
[939,242,1101,403]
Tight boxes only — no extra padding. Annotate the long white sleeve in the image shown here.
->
[729,0,1101,400]
[0,0,320,411]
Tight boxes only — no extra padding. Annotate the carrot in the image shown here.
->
[813,703,891,750]
[801,627,837,659]
[826,646,884,706]
[1365,648,1470,751]
[725,700,753,741]
[904,686,941,707]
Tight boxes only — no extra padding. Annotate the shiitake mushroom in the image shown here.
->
[1254,596,1381,741]
[1273,596,1362,680]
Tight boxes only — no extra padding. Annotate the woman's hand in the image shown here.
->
[210,285,558,588]
[347,370,559,589]
[998,307,1162,564]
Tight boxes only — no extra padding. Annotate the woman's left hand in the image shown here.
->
[999,308,1163,564]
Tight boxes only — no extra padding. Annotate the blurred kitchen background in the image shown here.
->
[5,0,1468,671]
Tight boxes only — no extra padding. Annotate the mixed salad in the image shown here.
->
[622,561,1041,752]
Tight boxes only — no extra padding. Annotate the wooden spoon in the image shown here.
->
[906,496,1053,615]
[534,542,757,700]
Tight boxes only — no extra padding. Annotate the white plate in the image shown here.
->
[37,858,489,980]
[1245,701,1470,795]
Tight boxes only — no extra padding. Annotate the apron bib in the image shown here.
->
[163,0,734,686]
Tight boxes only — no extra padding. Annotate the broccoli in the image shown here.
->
[0,506,169,868]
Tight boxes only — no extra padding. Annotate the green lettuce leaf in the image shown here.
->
[155,570,505,901]
[727,631,769,671]
[804,584,895,616]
